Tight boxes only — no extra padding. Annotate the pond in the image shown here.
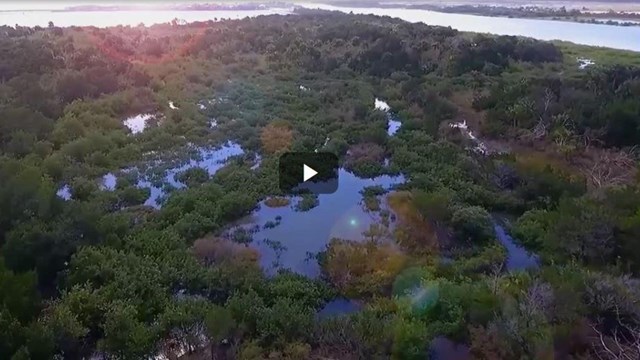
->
[235,169,405,278]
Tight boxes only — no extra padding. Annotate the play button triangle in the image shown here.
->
[303,164,318,182]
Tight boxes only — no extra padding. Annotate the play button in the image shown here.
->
[303,164,318,182]
[279,152,339,194]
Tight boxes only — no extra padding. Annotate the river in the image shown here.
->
[2,4,638,51]
[300,3,640,51]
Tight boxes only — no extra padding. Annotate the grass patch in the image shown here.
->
[387,191,439,253]
[264,196,291,208]
[555,41,640,67]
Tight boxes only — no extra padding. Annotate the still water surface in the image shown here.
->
[242,169,405,278]
[494,223,540,271]
[302,3,640,51]
[0,8,294,27]
[2,5,638,50]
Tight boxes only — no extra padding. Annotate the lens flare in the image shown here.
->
[392,266,440,313]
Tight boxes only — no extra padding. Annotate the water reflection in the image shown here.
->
[387,115,402,136]
[494,223,540,271]
[0,8,294,27]
[238,169,405,277]
[56,184,71,200]
[317,298,361,318]
[430,336,471,360]
[138,142,244,208]
[101,173,117,191]
[375,98,402,136]
[123,113,154,134]
[3,5,638,51]
[301,3,640,52]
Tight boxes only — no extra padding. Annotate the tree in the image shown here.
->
[0,161,57,244]
[0,107,53,148]
[0,260,40,324]
[176,168,210,187]
[546,198,615,265]
[323,239,407,298]
[216,191,256,221]
[584,272,640,360]
[450,206,494,243]
[391,318,430,360]
[204,305,235,360]
[256,297,313,345]
[56,71,93,103]
[45,300,89,358]
[98,303,158,360]
[491,281,555,358]
[0,309,23,359]
[513,209,549,250]
[469,323,514,360]
[158,299,210,358]
[260,122,293,154]
[413,188,455,224]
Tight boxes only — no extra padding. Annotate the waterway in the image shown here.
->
[1,4,639,51]
[0,8,294,27]
[301,3,640,51]
[494,222,540,271]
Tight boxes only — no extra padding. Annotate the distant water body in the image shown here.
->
[1,4,638,51]
[300,3,640,52]
[0,8,294,27]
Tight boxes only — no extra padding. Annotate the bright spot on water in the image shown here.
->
[450,120,487,154]
[374,98,390,112]
[101,173,117,191]
[388,116,401,136]
[56,184,71,200]
[577,57,595,70]
[375,98,401,136]
[123,113,154,134]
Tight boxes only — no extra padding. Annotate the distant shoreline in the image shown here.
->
[0,2,291,13]
[323,1,640,27]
